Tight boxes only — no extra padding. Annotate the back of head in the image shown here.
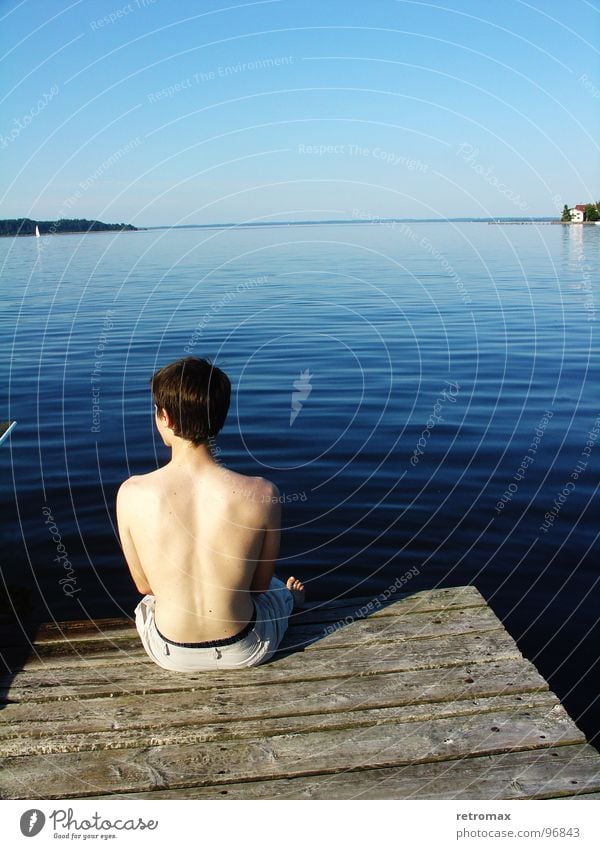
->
[151,356,231,446]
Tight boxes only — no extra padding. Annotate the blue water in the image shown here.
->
[1,222,599,742]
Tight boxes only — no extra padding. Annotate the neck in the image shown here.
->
[169,438,216,468]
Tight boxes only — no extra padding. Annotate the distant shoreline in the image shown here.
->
[5,217,595,236]
[144,216,560,231]
[0,218,138,237]
[488,220,600,226]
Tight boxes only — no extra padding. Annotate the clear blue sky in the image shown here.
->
[1,0,598,225]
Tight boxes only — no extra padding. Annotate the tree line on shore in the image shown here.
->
[0,218,137,236]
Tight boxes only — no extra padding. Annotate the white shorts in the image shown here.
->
[134,577,294,672]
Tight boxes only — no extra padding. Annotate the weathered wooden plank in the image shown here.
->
[0,656,549,734]
[0,673,557,756]
[0,692,562,757]
[0,586,486,646]
[285,605,501,651]
[0,605,503,672]
[0,703,584,799]
[2,629,521,702]
[93,744,600,800]
[0,634,141,667]
[557,792,600,799]
[0,618,131,645]
[284,584,486,625]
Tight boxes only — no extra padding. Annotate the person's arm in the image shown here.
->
[250,484,281,594]
[116,480,153,595]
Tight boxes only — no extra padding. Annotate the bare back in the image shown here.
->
[117,457,281,642]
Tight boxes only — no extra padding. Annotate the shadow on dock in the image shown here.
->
[0,581,44,709]
[274,592,402,659]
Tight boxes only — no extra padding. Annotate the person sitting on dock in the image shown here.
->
[116,356,305,672]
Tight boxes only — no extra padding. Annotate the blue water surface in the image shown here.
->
[1,221,598,742]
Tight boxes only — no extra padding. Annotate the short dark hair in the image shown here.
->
[151,356,231,446]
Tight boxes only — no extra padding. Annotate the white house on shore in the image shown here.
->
[568,204,586,223]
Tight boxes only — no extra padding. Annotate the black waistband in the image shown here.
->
[156,607,256,649]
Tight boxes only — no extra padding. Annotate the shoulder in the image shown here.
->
[253,477,281,518]
[260,477,280,500]
[246,476,280,502]
[117,476,137,514]
[227,473,280,513]
[117,472,158,507]
[118,474,143,496]
[216,466,277,499]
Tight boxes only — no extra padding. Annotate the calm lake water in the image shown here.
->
[1,221,599,743]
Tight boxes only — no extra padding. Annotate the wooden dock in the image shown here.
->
[1,585,599,799]
[0,420,16,448]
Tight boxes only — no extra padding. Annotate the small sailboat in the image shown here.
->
[35,224,40,237]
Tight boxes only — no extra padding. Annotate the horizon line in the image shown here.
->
[143,215,559,229]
